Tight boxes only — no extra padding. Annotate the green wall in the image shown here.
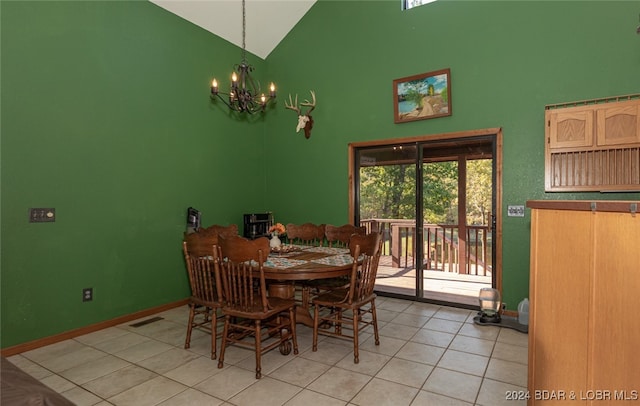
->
[2,0,639,349]
[1,1,272,348]
[264,1,640,309]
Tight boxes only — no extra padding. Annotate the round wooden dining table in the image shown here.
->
[263,245,354,326]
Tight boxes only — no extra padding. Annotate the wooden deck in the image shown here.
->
[375,255,491,307]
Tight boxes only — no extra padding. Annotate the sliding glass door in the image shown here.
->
[352,131,499,306]
[356,143,417,296]
[419,138,494,305]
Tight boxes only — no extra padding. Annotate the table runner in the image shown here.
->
[304,246,350,255]
[309,254,354,267]
[264,257,308,269]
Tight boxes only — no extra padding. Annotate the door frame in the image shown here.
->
[348,127,503,299]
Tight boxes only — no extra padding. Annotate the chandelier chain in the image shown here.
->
[209,0,276,114]
[241,0,247,63]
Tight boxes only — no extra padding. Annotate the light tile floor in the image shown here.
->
[8,297,528,406]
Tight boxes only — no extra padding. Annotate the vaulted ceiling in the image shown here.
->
[149,0,317,59]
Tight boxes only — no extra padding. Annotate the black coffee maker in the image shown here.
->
[243,212,273,239]
[186,207,201,234]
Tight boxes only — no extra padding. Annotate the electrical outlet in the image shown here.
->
[507,205,525,217]
[29,208,56,223]
[83,288,93,302]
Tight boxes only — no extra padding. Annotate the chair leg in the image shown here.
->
[210,308,217,360]
[335,309,343,335]
[301,285,311,311]
[353,309,360,364]
[217,316,230,369]
[290,307,299,355]
[184,304,195,349]
[371,301,380,345]
[312,304,320,352]
[255,320,262,379]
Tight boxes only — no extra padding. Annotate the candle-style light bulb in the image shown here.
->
[269,82,276,97]
[211,78,218,95]
[260,94,266,104]
[231,72,238,89]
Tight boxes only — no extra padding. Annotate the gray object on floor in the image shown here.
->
[473,313,528,334]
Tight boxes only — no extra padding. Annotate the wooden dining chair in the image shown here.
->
[182,232,225,359]
[197,223,238,239]
[305,223,368,296]
[312,232,383,363]
[214,235,298,379]
[286,222,326,306]
[325,223,367,248]
[183,223,238,242]
[285,222,325,246]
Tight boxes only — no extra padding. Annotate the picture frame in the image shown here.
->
[393,68,451,123]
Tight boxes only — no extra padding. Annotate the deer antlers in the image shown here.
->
[285,90,316,115]
[285,94,301,114]
[285,90,316,139]
[301,90,316,115]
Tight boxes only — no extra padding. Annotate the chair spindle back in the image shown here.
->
[215,235,270,313]
[183,235,222,304]
[347,232,383,303]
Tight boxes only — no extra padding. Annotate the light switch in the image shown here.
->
[507,205,525,217]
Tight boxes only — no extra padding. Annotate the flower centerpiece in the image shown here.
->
[268,222,286,249]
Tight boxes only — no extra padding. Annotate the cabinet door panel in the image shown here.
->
[590,212,640,393]
[529,209,591,404]
[548,109,594,149]
[596,103,640,146]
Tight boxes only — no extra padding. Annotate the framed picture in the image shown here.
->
[393,68,451,123]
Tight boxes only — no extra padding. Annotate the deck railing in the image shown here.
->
[361,218,492,276]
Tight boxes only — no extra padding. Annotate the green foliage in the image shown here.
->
[440,86,448,102]
[359,159,492,226]
[466,159,492,225]
[360,164,416,219]
[423,161,458,224]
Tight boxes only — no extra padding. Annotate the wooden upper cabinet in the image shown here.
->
[545,94,640,192]
[596,100,640,146]
[548,108,594,149]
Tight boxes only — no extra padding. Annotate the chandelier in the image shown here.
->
[210,0,276,114]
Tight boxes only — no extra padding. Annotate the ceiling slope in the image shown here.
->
[149,0,316,60]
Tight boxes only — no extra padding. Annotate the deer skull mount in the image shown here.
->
[285,91,316,139]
